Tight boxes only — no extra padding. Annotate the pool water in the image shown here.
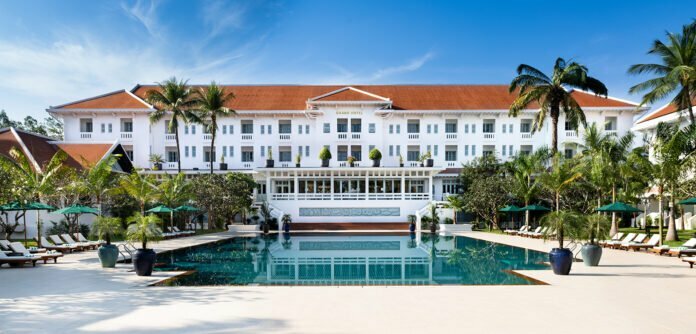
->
[155,233,549,286]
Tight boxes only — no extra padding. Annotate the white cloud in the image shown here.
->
[369,52,435,81]
[201,0,248,39]
[121,0,162,39]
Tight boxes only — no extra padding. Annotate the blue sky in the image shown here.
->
[1,0,695,119]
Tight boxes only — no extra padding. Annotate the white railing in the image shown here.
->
[605,130,617,136]
[334,193,366,200]
[271,193,295,201]
[165,162,176,169]
[338,161,361,167]
[446,133,457,140]
[521,133,532,139]
[409,162,419,167]
[367,193,401,200]
[408,133,420,140]
[279,134,291,141]
[203,134,212,140]
[279,162,290,168]
[565,130,578,138]
[255,194,267,203]
[80,132,92,139]
[337,133,348,140]
[241,134,253,141]
[483,133,495,139]
[351,133,361,140]
[447,162,456,167]
[404,193,430,200]
[120,132,133,139]
[297,193,333,201]
[165,134,176,141]
[243,163,252,168]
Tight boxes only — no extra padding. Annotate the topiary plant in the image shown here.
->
[90,216,123,245]
[368,148,382,160]
[319,147,332,160]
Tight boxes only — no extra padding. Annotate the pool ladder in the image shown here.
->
[566,241,583,260]
[117,242,138,263]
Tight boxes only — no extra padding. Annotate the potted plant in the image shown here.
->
[399,155,404,167]
[126,213,163,276]
[319,147,332,167]
[260,202,271,234]
[407,214,416,232]
[347,156,356,167]
[295,153,302,168]
[266,147,274,168]
[429,204,440,233]
[422,151,434,167]
[219,155,228,170]
[149,154,164,170]
[581,215,610,266]
[369,148,382,167]
[541,211,583,275]
[281,213,292,233]
[443,217,454,225]
[90,216,123,268]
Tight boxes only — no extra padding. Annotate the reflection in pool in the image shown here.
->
[155,233,549,286]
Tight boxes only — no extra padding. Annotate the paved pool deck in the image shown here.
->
[1,230,695,333]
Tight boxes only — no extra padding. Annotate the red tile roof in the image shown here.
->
[129,85,636,111]
[55,143,114,169]
[53,90,151,110]
[637,97,696,123]
[313,88,388,102]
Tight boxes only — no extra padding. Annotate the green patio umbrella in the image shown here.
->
[147,205,175,233]
[678,197,696,205]
[52,204,100,237]
[28,202,56,248]
[499,205,522,229]
[596,202,642,213]
[175,205,200,231]
[519,204,551,227]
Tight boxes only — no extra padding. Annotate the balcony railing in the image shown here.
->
[165,162,177,169]
[120,132,133,139]
[337,133,348,140]
[565,130,578,138]
[279,134,291,141]
[165,134,176,141]
[483,133,495,139]
[605,130,617,136]
[447,162,456,167]
[203,134,212,140]
[271,192,430,201]
[446,133,457,140]
[80,132,92,139]
[241,134,253,141]
[351,133,361,140]
[521,133,532,139]
[408,133,420,140]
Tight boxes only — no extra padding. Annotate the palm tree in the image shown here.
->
[145,77,198,172]
[79,155,119,216]
[119,170,157,215]
[539,153,583,211]
[157,173,192,228]
[651,123,696,241]
[629,20,696,124]
[507,147,549,226]
[445,195,465,224]
[509,58,608,154]
[192,82,236,174]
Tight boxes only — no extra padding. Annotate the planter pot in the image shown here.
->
[321,159,330,167]
[425,159,434,167]
[409,223,416,232]
[266,160,274,168]
[400,163,404,167]
[372,159,380,167]
[97,244,119,268]
[349,162,355,167]
[283,222,291,233]
[132,248,157,276]
[263,223,270,234]
[549,248,573,275]
[581,244,603,266]
[420,163,424,167]
[153,163,162,170]
[219,163,228,170]
[295,163,301,168]
[429,223,437,233]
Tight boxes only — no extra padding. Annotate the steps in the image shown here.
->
[290,222,410,231]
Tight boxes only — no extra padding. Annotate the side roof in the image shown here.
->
[636,97,696,124]
[49,89,153,110]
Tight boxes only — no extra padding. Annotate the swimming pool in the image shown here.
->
[155,233,549,286]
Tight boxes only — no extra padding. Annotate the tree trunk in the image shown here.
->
[610,184,618,237]
[658,193,664,246]
[550,105,560,155]
[666,187,679,241]
[175,122,182,173]
[686,95,695,125]
[555,191,560,212]
[210,120,215,175]
[524,199,530,228]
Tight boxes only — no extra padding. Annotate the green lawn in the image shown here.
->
[619,227,696,247]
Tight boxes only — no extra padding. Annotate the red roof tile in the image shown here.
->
[55,143,114,169]
[54,90,150,109]
[638,97,696,123]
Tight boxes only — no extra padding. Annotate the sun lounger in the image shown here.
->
[0,240,12,251]
[504,225,528,235]
[9,242,63,264]
[527,227,547,239]
[619,234,647,249]
[0,249,39,267]
[625,234,661,251]
[49,235,86,251]
[521,226,542,237]
[599,233,624,247]
[666,238,696,257]
[40,237,78,253]
[682,256,696,268]
[604,233,636,249]
[73,233,103,247]
[60,234,97,250]
[172,226,195,236]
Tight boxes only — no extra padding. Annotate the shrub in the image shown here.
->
[368,148,382,160]
[47,219,90,237]
[319,147,332,160]
[444,217,454,224]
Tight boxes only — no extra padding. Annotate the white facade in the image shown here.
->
[48,86,642,226]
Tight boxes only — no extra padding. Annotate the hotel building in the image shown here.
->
[47,85,642,229]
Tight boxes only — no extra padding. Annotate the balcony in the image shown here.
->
[565,130,578,138]
[203,134,212,140]
[241,134,253,141]
[408,133,420,140]
[80,132,92,139]
[120,132,133,140]
[279,134,291,141]
[165,162,177,169]
[165,134,176,141]
[605,130,617,136]
[337,133,348,140]
[351,133,361,140]
[447,162,456,167]
[521,133,532,139]
[446,133,457,140]
[483,133,495,140]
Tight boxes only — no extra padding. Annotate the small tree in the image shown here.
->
[319,147,332,160]
[445,195,465,224]
[368,148,382,161]
[90,216,123,245]
[582,214,610,246]
[429,204,440,231]
[541,211,583,249]
[126,213,163,250]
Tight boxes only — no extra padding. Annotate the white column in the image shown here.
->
[330,173,335,200]
[428,173,433,200]
[365,172,369,200]
[293,172,299,201]
[266,174,272,200]
[401,172,406,200]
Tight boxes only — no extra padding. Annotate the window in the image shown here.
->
[407,120,420,133]
[184,126,189,135]
[445,146,457,161]
[279,121,291,134]
[337,146,348,161]
[389,145,394,156]
[471,145,476,156]
[434,124,438,134]
[434,145,438,156]
[464,145,469,156]
[305,145,309,157]
[223,146,227,157]
[185,146,189,158]
[305,125,309,134]
[298,146,303,156]
[565,149,574,159]
[565,121,574,131]
[191,125,196,135]
[502,145,507,156]
[396,124,401,134]
[267,125,272,134]
[472,124,476,133]
[298,125,303,134]
[464,124,469,133]
[279,147,291,162]
[167,151,178,163]
[101,123,105,133]
[368,145,375,153]
[261,125,265,134]
[520,120,532,133]
[389,125,394,134]
[241,121,253,134]
[604,117,617,131]
[396,145,401,156]
[509,145,513,155]
[483,121,495,133]
[164,120,173,134]
[222,125,227,134]
[369,123,376,133]
[204,148,215,162]
[191,146,197,158]
[229,125,234,134]
[445,121,457,133]
[80,118,93,132]
[260,146,265,157]
[427,145,431,154]
[241,147,254,162]
[350,119,361,133]
[337,119,348,133]
[350,145,361,161]
[323,123,330,133]
[108,123,112,133]
[121,119,133,132]
[508,124,513,133]
[427,124,432,134]
[502,124,507,133]
[407,146,420,161]
[229,146,234,157]
[125,150,133,160]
